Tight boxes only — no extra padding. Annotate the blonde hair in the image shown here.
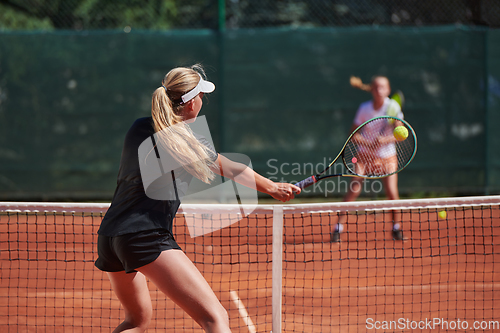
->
[350,75,390,92]
[151,64,215,184]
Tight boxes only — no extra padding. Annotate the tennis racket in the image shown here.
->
[391,90,405,108]
[294,116,417,189]
[386,90,405,119]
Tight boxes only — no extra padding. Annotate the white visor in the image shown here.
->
[181,74,215,103]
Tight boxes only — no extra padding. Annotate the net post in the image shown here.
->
[272,205,283,333]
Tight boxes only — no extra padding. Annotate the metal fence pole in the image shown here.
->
[272,205,283,333]
[484,28,491,195]
[217,0,226,152]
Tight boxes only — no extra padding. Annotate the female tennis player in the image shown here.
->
[95,64,300,333]
[332,76,405,242]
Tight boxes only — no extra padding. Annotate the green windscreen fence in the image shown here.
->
[0,26,499,200]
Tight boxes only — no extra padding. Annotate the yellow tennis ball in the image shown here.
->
[393,126,408,141]
[438,210,447,219]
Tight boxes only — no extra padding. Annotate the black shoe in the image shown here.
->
[331,230,341,243]
[392,229,405,241]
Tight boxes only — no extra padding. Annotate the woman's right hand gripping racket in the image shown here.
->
[294,116,417,190]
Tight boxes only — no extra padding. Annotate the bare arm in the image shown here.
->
[211,154,300,202]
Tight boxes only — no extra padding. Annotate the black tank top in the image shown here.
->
[98,117,218,237]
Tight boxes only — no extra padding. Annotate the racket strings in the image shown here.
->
[343,118,415,178]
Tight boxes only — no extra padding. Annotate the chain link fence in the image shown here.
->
[0,0,498,30]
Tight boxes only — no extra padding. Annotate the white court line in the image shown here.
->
[229,290,257,333]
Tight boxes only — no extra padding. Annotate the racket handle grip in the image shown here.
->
[294,176,317,190]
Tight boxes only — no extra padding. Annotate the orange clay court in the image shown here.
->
[1,198,499,332]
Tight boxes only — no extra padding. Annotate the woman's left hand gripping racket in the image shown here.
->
[294,116,417,190]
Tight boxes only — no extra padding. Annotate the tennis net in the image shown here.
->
[1,196,499,332]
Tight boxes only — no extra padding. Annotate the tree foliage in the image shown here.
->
[0,0,216,30]
[0,0,496,30]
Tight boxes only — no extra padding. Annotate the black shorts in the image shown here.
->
[95,228,182,273]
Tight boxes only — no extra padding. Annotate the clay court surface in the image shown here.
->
[1,206,499,332]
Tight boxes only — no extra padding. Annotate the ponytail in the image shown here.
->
[151,67,215,184]
[350,76,372,92]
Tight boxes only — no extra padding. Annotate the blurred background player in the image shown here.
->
[331,76,405,242]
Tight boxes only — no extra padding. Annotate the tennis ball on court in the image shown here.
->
[393,126,409,141]
[438,210,447,219]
